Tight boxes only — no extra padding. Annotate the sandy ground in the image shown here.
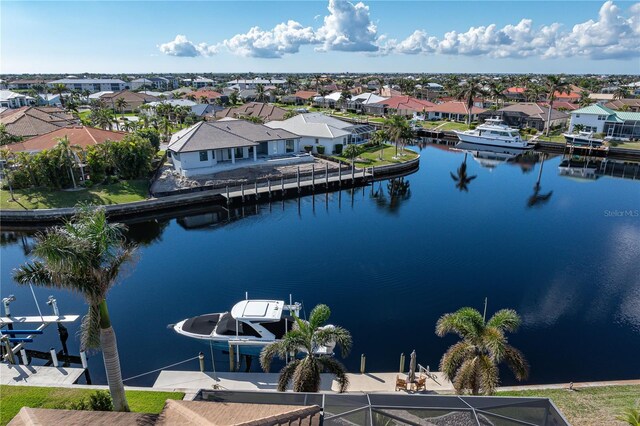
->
[151,158,346,194]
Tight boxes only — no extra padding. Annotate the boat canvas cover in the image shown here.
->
[231,300,284,322]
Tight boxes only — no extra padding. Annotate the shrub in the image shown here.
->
[469,124,477,130]
[89,390,113,411]
[316,145,325,154]
[135,128,161,151]
[343,144,362,161]
[84,179,93,188]
[334,144,343,155]
[303,145,313,153]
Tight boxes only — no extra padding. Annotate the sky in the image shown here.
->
[2,0,640,74]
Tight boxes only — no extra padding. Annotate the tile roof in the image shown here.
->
[429,101,486,115]
[605,99,640,110]
[4,126,126,152]
[99,90,159,103]
[373,96,435,111]
[266,112,367,139]
[168,119,299,153]
[292,90,319,100]
[215,102,288,122]
[497,103,569,120]
[0,106,79,138]
[190,89,223,100]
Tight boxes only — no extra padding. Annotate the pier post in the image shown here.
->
[338,163,342,186]
[281,177,284,195]
[80,351,88,368]
[226,186,230,205]
[268,178,272,198]
[325,163,329,187]
[2,336,15,364]
[351,162,355,183]
[199,352,205,372]
[229,345,235,371]
[311,165,315,190]
[297,166,301,193]
[360,354,366,374]
[50,348,59,368]
[241,184,245,202]
[20,348,28,365]
[255,181,259,200]
[399,353,405,373]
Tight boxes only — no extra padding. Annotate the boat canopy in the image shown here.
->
[230,300,284,322]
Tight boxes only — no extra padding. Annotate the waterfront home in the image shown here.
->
[365,96,434,117]
[168,119,301,177]
[346,93,389,114]
[588,93,616,104]
[48,78,128,93]
[0,106,79,138]
[604,99,640,112]
[144,99,219,118]
[281,90,319,105]
[3,126,126,153]
[478,103,569,131]
[312,91,342,108]
[426,101,486,122]
[213,102,289,122]
[190,77,215,89]
[189,89,225,104]
[100,90,159,112]
[0,90,34,109]
[568,104,640,139]
[265,113,374,154]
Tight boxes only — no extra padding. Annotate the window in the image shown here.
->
[315,138,319,144]
[235,147,244,159]
[199,151,208,161]
[575,114,580,118]
[597,115,606,121]
[285,139,295,153]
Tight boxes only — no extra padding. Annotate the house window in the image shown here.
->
[285,139,295,153]
[315,138,319,144]
[235,147,244,159]
[199,151,208,161]
[575,114,580,118]
[597,115,606,120]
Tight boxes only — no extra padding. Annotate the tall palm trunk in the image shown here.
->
[545,98,554,136]
[98,300,130,412]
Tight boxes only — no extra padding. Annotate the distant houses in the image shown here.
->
[48,78,128,93]
[0,106,79,138]
[99,90,159,112]
[167,120,301,177]
[3,126,126,153]
[479,103,569,131]
[0,90,34,109]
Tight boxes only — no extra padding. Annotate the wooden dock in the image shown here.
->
[0,363,85,386]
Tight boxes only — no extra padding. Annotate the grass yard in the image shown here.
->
[0,385,184,425]
[0,179,149,210]
[497,385,640,426]
[419,121,472,132]
[335,144,419,168]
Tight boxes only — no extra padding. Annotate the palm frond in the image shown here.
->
[477,353,499,395]
[260,341,289,372]
[440,341,473,381]
[503,346,529,381]
[318,357,349,393]
[315,326,352,358]
[292,356,321,392]
[487,309,521,333]
[435,307,483,338]
[482,326,507,362]
[453,358,478,395]
[276,359,300,392]
[81,304,102,350]
[309,304,331,330]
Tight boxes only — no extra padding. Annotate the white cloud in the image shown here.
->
[223,20,317,58]
[158,35,218,57]
[159,0,640,61]
[316,0,378,52]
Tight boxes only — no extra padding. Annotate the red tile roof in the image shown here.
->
[4,126,126,152]
[374,96,435,112]
[429,101,486,115]
[537,101,579,110]
[190,89,223,100]
[506,87,526,93]
[292,90,319,100]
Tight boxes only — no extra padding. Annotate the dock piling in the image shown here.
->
[360,354,366,374]
[281,177,284,194]
[399,352,405,373]
[80,350,88,368]
[254,181,259,200]
[311,165,315,190]
[229,345,235,371]
[2,336,15,364]
[20,348,29,365]
[241,184,245,202]
[351,162,355,183]
[268,178,272,198]
[225,186,230,205]
[297,166,301,193]
[325,163,329,187]
[199,352,205,372]
[50,347,59,368]
[338,164,342,186]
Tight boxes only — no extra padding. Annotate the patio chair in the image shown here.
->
[395,375,407,391]
[414,375,427,391]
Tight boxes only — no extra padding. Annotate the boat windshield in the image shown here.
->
[215,312,261,337]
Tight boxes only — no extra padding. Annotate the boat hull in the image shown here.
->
[563,134,604,147]
[454,132,531,149]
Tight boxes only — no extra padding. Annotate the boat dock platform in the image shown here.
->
[152,371,454,394]
[1,364,86,386]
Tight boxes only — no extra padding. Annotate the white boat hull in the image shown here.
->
[454,131,531,149]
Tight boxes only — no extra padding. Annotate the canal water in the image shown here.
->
[1,144,639,387]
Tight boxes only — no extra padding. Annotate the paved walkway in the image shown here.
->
[0,364,85,386]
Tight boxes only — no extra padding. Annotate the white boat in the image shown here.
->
[454,117,531,149]
[563,131,605,147]
[173,299,336,355]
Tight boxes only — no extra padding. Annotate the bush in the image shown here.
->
[83,179,93,188]
[303,145,313,153]
[135,128,161,151]
[89,390,113,411]
[334,144,343,155]
[469,124,477,130]
[343,144,362,160]
[316,145,325,154]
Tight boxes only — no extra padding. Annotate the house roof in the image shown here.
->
[168,120,299,153]
[292,90,319,100]
[4,126,126,153]
[8,407,156,426]
[0,90,28,101]
[605,99,640,110]
[190,89,223,100]
[571,104,617,115]
[100,90,159,103]
[351,93,388,105]
[505,87,526,94]
[429,101,486,115]
[215,102,288,122]
[0,106,79,138]
[49,78,126,85]
[372,96,435,111]
[589,93,615,100]
[496,103,569,121]
[265,112,367,139]
[537,101,579,111]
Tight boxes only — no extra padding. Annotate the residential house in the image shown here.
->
[168,120,301,177]
[7,79,48,90]
[588,93,615,104]
[144,99,218,119]
[0,91,34,109]
[48,78,128,93]
[129,78,155,90]
[191,77,215,89]
[213,102,289,122]
[365,96,434,117]
[131,76,174,90]
[604,99,640,112]
[346,93,388,113]
[3,126,126,153]
[536,101,579,111]
[312,91,342,108]
[189,89,225,104]
[265,113,374,155]
[379,86,402,97]
[569,104,640,139]
[100,90,159,112]
[479,103,569,131]
[281,91,319,105]
[225,78,286,90]
[425,101,486,122]
[37,94,62,107]
[0,106,79,138]
[504,87,527,102]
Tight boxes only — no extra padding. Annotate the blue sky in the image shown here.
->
[2,1,639,74]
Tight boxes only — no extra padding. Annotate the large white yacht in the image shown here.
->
[454,117,531,149]
[173,299,336,356]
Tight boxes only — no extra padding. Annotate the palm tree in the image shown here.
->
[579,91,594,107]
[450,153,476,192]
[115,98,128,118]
[455,78,485,125]
[51,83,67,108]
[229,91,239,105]
[255,83,266,102]
[260,304,352,393]
[90,108,115,130]
[54,136,81,188]
[436,307,529,395]
[543,75,571,136]
[285,76,298,94]
[617,407,640,426]
[13,207,135,411]
[338,90,351,111]
[613,86,630,100]
[313,74,322,92]
[488,82,507,110]
[384,115,412,156]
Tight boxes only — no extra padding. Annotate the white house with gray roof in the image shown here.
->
[265,113,374,154]
[48,78,128,93]
[168,119,301,177]
[569,104,640,140]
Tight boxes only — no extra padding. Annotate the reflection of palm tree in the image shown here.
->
[527,153,553,207]
[374,178,411,211]
[450,153,476,192]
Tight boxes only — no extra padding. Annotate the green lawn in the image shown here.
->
[0,180,149,210]
[334,144,419,168]
[419,120,472,132]
[498,385,640,426]
[0,385,184,425]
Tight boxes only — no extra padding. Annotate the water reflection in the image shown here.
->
[558,155,640,182]
[450,153,477,192]
[527,154,553,208]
